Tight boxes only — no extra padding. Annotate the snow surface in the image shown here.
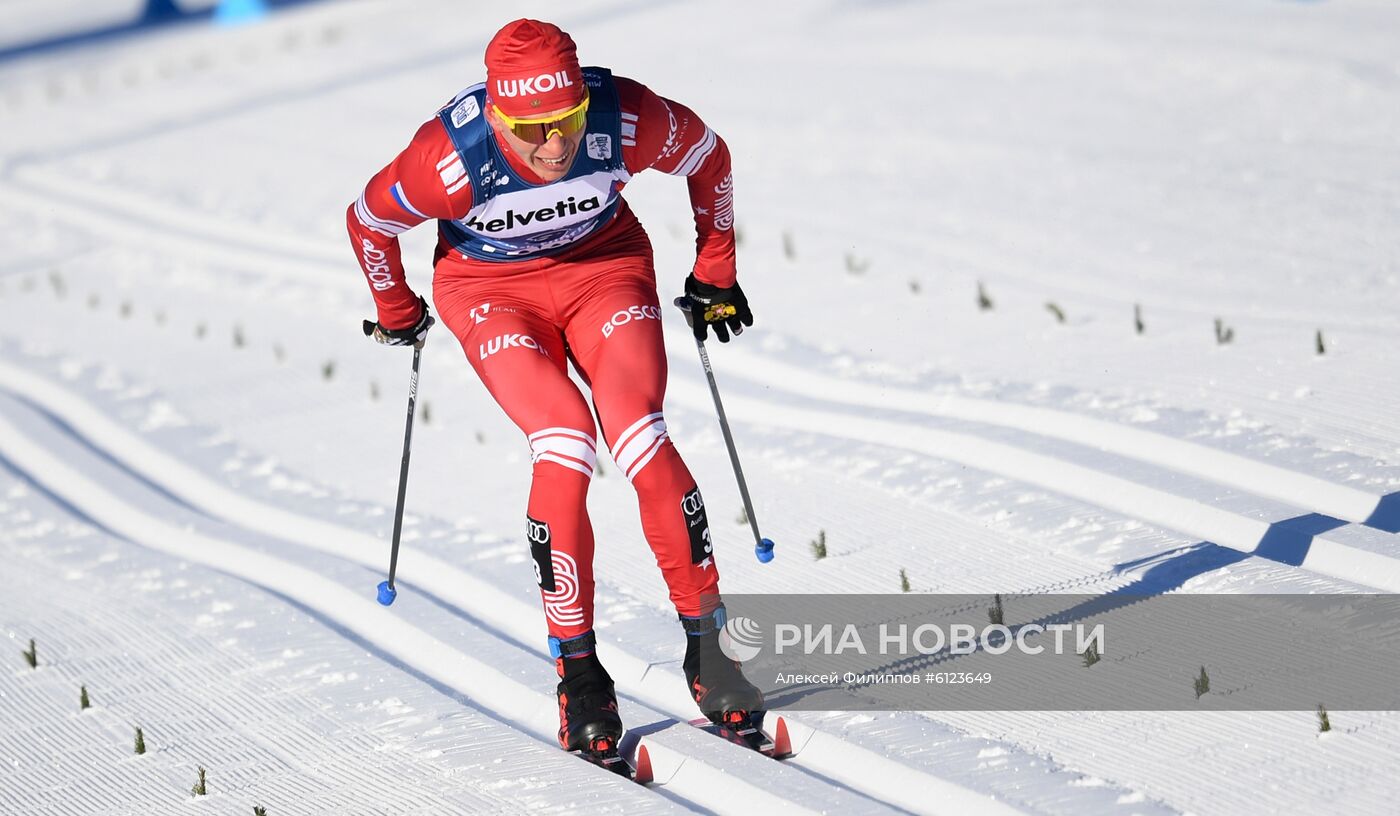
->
[3,0,1400,813]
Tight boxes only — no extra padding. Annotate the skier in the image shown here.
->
[346,19,762,759]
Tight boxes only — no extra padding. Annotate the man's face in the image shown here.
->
[488,102,587,183]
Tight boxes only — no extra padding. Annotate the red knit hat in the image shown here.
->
[485,19,585,117]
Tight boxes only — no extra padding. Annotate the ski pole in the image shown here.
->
[376,341,423,605]
[673,296,775,564]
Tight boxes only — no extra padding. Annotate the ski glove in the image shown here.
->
[363,295,435,347]
[684,274,753,343]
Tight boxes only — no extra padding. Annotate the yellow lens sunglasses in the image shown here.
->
[492,93,590,145]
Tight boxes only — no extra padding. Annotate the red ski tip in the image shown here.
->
[633,743,654,785]
[772,716,792,758]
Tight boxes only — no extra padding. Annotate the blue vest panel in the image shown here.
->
[436,67,628,262]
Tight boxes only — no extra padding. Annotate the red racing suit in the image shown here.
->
[347,70,737,647]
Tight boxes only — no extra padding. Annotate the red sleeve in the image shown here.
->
[346,117,474,329]
[616,77,737,289]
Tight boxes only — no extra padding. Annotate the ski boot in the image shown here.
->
[552,632,627,775]
[681,607,765,728]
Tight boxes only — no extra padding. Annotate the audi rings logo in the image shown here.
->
[719,616,763,662]
[681,490,705,518]
[526,516,554,590]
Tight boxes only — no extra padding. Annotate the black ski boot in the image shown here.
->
[681,608,764,726]
[552,634,623,757]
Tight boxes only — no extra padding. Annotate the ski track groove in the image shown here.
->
[0,567,534,815]
[1055,354,1400,468]
[657,377,1400,593]
[0,404,923,816]
[697,346,1392,525]
[1,476,665,814]
[0,358,1024,816]
[584,424,1144,601]
[0,175,350,289]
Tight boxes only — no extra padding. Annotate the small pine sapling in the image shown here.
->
[899,568,911,593]
[1315,329,1326,355]
[80,685,90,710]
[810,530,827,560]
[1134,303,1144,335]
[988,594,1004,626]
[1214,318,1234,345]
[736,506,749,525]
[1194,666,1210,699]
[321,360,335,381]
[1045,302,1066,323]
[134,727,146,755]
[1317,704,1331,733]
[23,638,36,668]
[254,807,268,816]
[977,281,994,311]
[1081,643,1101,667]
[192,766,207,796]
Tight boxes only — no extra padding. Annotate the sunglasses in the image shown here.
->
[492,93,590,145]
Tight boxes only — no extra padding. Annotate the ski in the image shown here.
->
[688,712,792,759]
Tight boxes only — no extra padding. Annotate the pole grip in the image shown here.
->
[673,295,697,328]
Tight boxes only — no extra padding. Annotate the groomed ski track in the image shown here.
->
[0,363,1024,816]
[5,329,1398,814]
